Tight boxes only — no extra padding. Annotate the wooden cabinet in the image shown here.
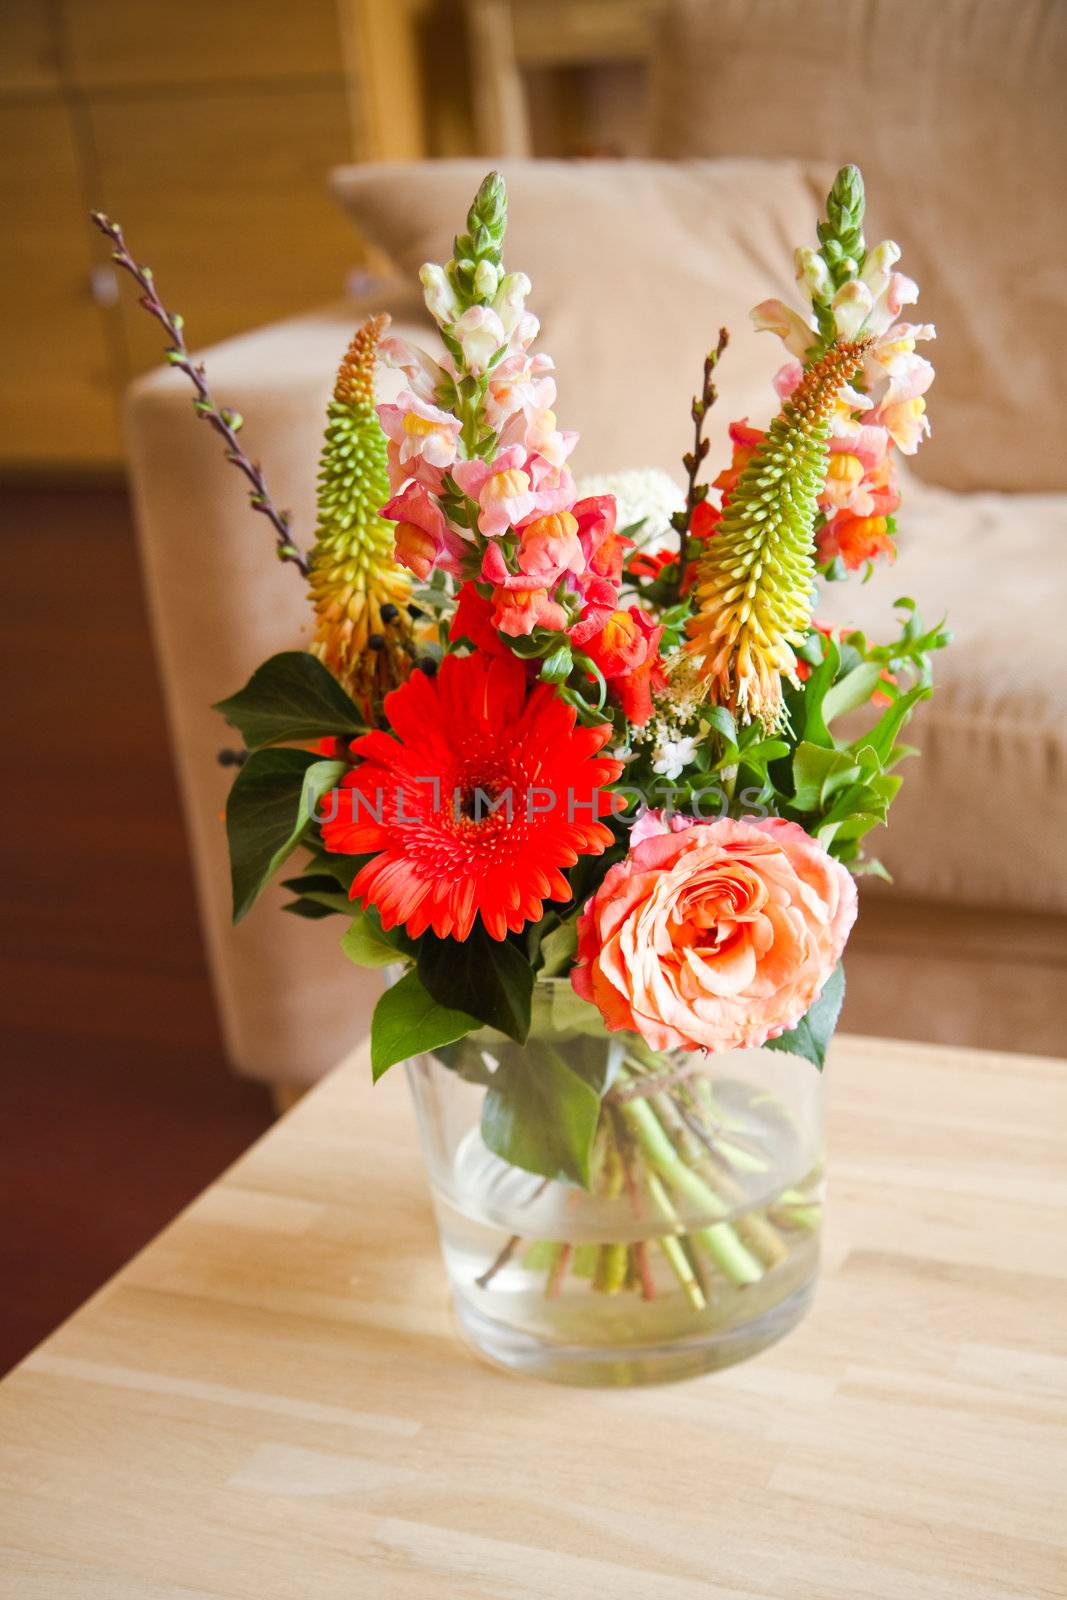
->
[463,0,668,156]
[1,96,122,465]
[0,0,388,472]
[0,0,668,469]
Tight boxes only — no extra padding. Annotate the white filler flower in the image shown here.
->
[577,467,685,548]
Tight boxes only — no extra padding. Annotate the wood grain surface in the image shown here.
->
[1,1035,1065,1598]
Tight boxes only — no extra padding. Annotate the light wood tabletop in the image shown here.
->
[2,1034,1065,1599]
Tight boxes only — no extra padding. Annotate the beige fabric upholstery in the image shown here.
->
[647,0,1067,496]
[817,475,1067,914]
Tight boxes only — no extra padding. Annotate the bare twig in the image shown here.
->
[672,327,730,602]
[90,211,310,577]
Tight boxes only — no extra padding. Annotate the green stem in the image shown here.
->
[622,1097,764,1286]
[645,1172,706,1311]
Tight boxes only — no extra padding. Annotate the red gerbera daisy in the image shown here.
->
[320,653,624,941]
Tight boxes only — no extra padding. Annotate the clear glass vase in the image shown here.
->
[407,979,825,1385]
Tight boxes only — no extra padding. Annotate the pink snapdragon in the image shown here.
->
[484,352,556,432]
[383,481,468,581]
[490,585,569,637]
[481,511,585,592]
[451,305,508,376]
[526,453,577,519]
[378,391,462,477]
[754,240,936,460]
[452,445,538,537]
[377,334,450,406]
[822,422,892,516]
[491,271,538,353]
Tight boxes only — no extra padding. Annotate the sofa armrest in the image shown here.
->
[126,289,428,1087]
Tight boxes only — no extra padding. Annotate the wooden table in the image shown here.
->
[2,1036,1065,1598]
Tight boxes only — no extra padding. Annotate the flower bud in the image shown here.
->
[492,271,532,335]
[794,247,832,303]
[419,262,459,328]
[831,279,874,340]
[860,239,902,299]
[473,259,500,300]
[452,305,507,376]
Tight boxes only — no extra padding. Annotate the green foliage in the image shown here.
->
[765,964,845,1071]
[417,925,534,1044]
[448,171,508,309]
[225,750,344,922]
[370,970,480,1081]
[341,907,409,969]
[622,598,946,885]
[818,164,867,287]
[480,1038,603,1186]
[280,872,354,916]
[214,652,363,750]
[772,601,946,867]
[809,164,868,348]
[537,918,579,977]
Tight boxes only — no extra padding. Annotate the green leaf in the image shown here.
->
[539,644,573,684]
[214,652,364,750]
[765,964,845,1070]
[418,926,534,1043]
[537,918,578,977]
[280,873,353,914]
[822,662,885,723]
[341,908,408,969]
[226,751,344,922]
[480,1038,602,1186]
[849,684,930,765]
[303,848,373,892]
[791,742,859,812]
[370,970,479,1081]
[739,737,790,769]
[704,705,738,748]
[794,633,840,748]
[281,898,337,919]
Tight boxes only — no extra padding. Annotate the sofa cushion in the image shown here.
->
[816,477,1067,915]
[332,157,830,473]
[646,0,1067,497]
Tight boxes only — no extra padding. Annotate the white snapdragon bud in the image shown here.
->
[473,259,500,300]
[831,279,874,341]
[452,305,507,376]
[860,240,902,300]
[794,246,832,303]
[419,262,459,328]
[491,271,532,336]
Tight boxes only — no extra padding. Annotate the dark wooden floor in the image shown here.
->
[0,484,273,1375]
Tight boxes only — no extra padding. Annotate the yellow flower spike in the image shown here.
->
[307,314,413,718]
[686,339,871,731]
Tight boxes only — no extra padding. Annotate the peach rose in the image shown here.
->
[571,814,857,1052]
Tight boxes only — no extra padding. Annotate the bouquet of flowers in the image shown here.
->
[96,165,946,1377]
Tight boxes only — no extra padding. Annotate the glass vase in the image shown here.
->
[407,979,825,1386]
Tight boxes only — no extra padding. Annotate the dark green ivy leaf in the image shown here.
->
[417,926,534,1043]
[214,651,364,750]
[370,969,479,1081]
[341,907,411,969]
[226,750,344,922]
[480,1038,602,1186]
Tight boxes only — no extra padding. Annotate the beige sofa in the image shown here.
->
[127,18,1067,1081]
